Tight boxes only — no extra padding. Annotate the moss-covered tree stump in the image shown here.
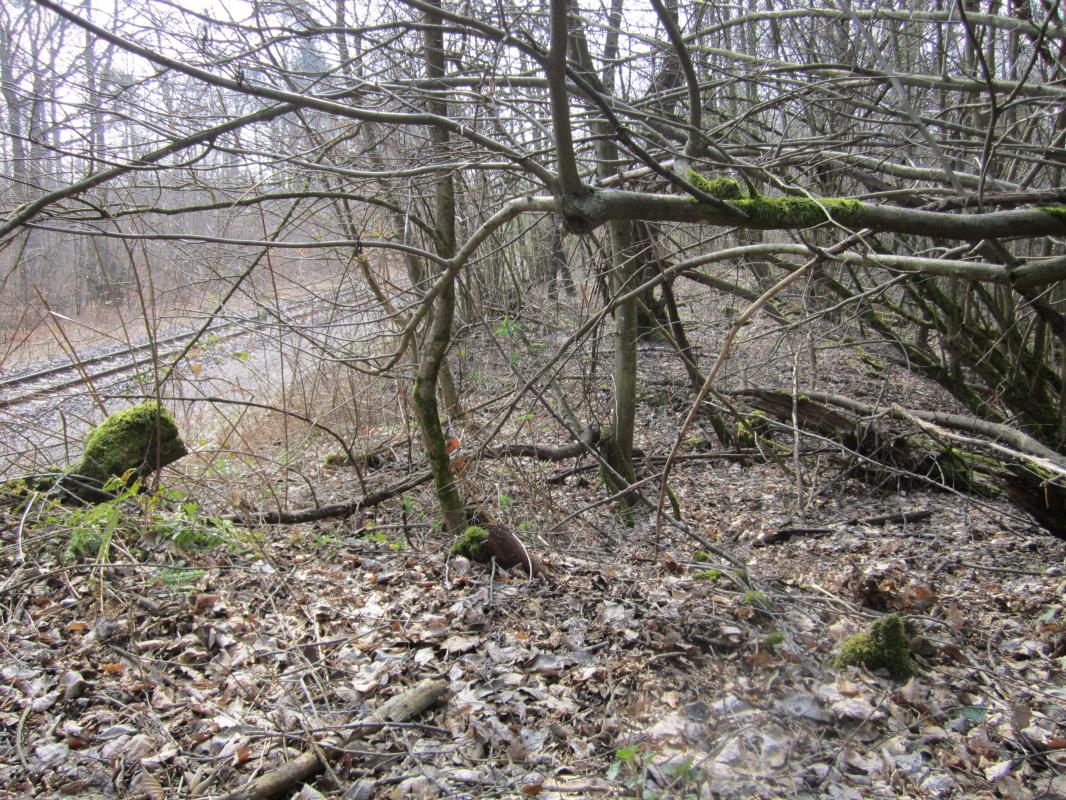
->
[62,402,187,500]
[835,613,916,681]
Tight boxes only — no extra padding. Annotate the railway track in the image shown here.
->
[0,291,348,411]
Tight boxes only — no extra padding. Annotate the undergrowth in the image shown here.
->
[9,475,248,565]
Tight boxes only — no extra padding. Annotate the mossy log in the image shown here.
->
[737,389,980,491]
[449,524,541,576]
[324,445,395,470]
[60,402,187,501]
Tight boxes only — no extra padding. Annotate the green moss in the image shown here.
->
[449,525,488,560]
[735,195,865,228]
[737,409,772,447]
[762,630,786,650]
[1039,206,1066,230]
[692,550,711,562]
[695,568,722,582]
[687,170,744,200]
[74,402,187,487]
[665,485,682,521]
[740,589,771,610]
[952,448,1004,471]
[835,613,916,680]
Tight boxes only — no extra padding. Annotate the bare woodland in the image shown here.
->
[2,0,1066,797]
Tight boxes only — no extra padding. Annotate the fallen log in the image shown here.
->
[229,430,602,525]
[735,388,985,492]
[737,388,1066,538]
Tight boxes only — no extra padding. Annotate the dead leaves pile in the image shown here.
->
[1,495,1065,799]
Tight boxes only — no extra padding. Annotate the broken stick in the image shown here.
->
[223,678,449,800]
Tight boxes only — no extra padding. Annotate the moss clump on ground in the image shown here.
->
[737,410,772,448]
[323,452,350,467]
[449,525,488,560]
[835,613,916,680]
[75,402,187,487]
[692,550,711,562]
[740,589,771,610]
[762,630,786,650]
[695,568,722,582]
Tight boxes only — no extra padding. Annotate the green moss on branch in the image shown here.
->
[686,172,867,228]
[687,171,744,200]
[1039,206,1066,230]
[733,196,865,228]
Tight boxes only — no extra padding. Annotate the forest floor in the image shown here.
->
[2,313,1066,799]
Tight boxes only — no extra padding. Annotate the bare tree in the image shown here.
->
[4,0,1066,528]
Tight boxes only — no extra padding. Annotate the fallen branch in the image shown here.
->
[743,388,1064,469]
[482,428,600,461]
[755,510,934,546]
[226,470,433,525]
[222,678,449,800]
[546,451,755,484]
[854,510,934,526]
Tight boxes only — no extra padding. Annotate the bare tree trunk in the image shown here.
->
[413,0,466,534]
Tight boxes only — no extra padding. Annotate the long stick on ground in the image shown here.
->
[222,678,449,800]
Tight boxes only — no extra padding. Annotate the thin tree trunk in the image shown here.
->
[413,0,466,533]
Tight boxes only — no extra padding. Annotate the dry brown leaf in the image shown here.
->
[139,769,166,800]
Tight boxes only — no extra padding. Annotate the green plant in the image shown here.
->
[695,569,722,582]
[311,530,341,551]
[65,502,120,561]
[363,529,389,545]
[606,744,701,799]
[692,550,710,562]
[494,316,519,337]
[155,515,229,553]
[660,756,702,791]
[63,475,136,561]
[158,567,206,591]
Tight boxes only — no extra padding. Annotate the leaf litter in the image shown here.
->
[2,434,1066,798]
